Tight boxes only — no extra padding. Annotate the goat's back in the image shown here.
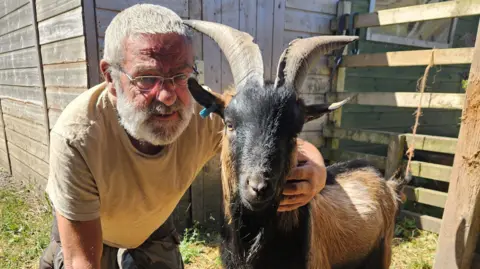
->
[308,160,400,268]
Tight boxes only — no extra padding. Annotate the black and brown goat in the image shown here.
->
[183,20,408,269]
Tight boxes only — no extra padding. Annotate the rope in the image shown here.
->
[405,50,435,174]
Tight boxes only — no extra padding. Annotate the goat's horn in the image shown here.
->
[183,20,264,89]
[274,36,358,91]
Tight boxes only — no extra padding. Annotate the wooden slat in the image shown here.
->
[83,0,101,87]
[405,133,458,155]
[46,87,86,110]
[271,0,285,79]
[95,8,117,38]
[36,0,81,22]
[7,140,49,177]
[95,0,189,17]
[48,108,62,129]
[202,0,222,93]
[3,114,48,145]
[38,7,83,45]
[399,210,442,234]
[43,62,88,88]
[2,100,45,125]
[0,4,31,37]
[404,186,448,208]
[323,126,395,145]
[408,161,452,183]
[327,92,465,110]
[331,0,480,31]
[0,85,44,104]
[286,0,336,15]
[284,8,332,35]
[0,47,37,70]
[0,148,10,172]
[299,131,325,148]
[255,0,278,79]
[9,154,47,187]
[0,25,35,54]
[338,48,474,67]
[0,68,40,87]
[41,36,86,65]
[0,0,29,18]
[188,0,203,59]
[239,0,257,47]
[0,138,7,152]
[220,0,240,91]
[6,129,49,162]
[322,148,387,170]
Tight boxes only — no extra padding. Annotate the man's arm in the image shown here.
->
[57,213,103,269]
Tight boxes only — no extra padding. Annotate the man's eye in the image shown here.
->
[174,74,188,85]
[137,77,158,88]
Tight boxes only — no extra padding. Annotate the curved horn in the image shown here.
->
[183,20,264,89]
[274,36,358,91]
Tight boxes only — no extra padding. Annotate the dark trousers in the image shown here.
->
[39,211,184,269]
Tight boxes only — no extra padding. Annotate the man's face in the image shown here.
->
[113,33,195,146]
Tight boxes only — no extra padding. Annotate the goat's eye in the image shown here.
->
[225,121,234,131]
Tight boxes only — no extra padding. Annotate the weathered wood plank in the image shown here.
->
[40,36,86,65]
[0,68,40,87]
[83,0,101,87]
[433,22,480,269]
[0,47,37,70]
[1,100,45,125]
[399,210,442,234]
[95,8,117,38]
[0,25,35,54]
[7,140,49,177]
[36,0,81,22]
[404,186,447,209]
[327,92,465,110]
[9,153,48,187]
[0,85,44,105]
[43,62,88,88]
[322,148,387,170]
[0,0,29,18]
[0,138,7,152]
[6,129,49,162]
[256,0,274,81]
[202,0,222,92]
[240,0,257,38]
[46,87,86,110]
[96,0,189,17]
[284,8,332,34]
[188,0,203,60]
[299,131,325,148]
[38,7,83,45]
[332,0,480,31]
[48,108,62,129]
[3,114,48,145]
[338,48,474,67]
[220,0,240,91]
[271,0,285,79]
[0,148,10,173]
[0,4,31,36]
[298,74,330,94]
[286,0,336,15]
[408,161,452,183]
[323,126,395,145]
[405,133,458,155]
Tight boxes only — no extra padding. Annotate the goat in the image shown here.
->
[183,20,409,269]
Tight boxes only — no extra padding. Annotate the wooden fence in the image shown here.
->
[323,1,480,267]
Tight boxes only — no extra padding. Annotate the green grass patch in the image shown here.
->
[0,187,52,269]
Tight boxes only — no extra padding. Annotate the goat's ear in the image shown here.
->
[187,77,228,118]
[304,98,351,122]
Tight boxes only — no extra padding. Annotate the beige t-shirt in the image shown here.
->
[45,82,224,248]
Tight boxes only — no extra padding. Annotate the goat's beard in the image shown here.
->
[114,81,194,146]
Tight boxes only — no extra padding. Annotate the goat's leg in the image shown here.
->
[381,227,394,269]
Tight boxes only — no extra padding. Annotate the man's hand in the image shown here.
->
[278,139,327,212]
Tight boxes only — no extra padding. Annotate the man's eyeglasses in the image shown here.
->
[115,65,199,94]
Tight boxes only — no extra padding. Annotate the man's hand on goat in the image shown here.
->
[278,138,327,212]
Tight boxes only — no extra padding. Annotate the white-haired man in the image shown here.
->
[39,4,327,269]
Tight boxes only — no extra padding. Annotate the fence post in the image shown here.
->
[433,21,480,269]
[385,134,406,179]
[325,0,351,157]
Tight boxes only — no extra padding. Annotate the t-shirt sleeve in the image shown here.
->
[45,131,100,221]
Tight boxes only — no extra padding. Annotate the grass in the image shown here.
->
[0,171,438,269]
[0,177,52,269]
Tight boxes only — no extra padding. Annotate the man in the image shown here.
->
[39,4,327,269]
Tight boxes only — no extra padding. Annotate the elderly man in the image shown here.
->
[39,4,327,269]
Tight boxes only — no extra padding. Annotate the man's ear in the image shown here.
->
[304,97,352,122]
[187,78,229,118]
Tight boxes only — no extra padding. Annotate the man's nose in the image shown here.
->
[155,84,177,106]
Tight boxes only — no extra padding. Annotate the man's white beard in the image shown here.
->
[115,82,194,146]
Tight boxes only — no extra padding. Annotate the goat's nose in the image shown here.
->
[248,179,268,196]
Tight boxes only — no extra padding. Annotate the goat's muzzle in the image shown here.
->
[240,173,275,211]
